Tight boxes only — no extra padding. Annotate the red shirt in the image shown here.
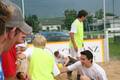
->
[1,45,16,77]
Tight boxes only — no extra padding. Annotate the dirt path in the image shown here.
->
[99,60,120,80]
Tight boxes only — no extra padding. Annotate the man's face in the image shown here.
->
[16,46,26,54]
[16,30,27,44]
[81,16,86,21]
[57,54,61,58]
[3,28,27,51]
[80,54,91,67]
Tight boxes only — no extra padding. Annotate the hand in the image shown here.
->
[80,75,91,80]
[74,45,78,52]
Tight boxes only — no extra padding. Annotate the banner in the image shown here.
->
[46,39,104,62]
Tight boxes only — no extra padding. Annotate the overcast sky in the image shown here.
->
[11,0,120,18]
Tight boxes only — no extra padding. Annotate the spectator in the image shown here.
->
[26,35,59,80]
[0,0,16,54]
[54,51,70,67]
[61,50,108,80]
[1,0,32,80]
[16,43,28,80]
[54,50,77,80]
[69,9,88,59]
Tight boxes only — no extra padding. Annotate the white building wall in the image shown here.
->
[41,25,61,31]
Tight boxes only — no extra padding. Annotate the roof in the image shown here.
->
[40,17,64,25]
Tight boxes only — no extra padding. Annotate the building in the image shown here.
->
[40,18,64,31]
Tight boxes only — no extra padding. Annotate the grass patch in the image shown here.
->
[109,38,120,59]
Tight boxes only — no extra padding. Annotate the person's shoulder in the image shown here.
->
[44,48,53,55]
[74,19,78,22]
[93,63,102,68]
[93,63,107,79]
[2,45,16,54]
[93,63,105,73]
[23,47,33,57]
[24,47,33,53]
[71,19,78,24]
[44,50,55,62]
[93,63,101,68]
[43,49,54,58]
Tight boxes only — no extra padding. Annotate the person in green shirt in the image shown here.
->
[28,35,59,80]
[69,9,88,59]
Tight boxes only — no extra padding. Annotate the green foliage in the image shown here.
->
[113,36,120,44]
[86,15,94,23]
[95,9,103,19]
[64,9,77,30]
[25,15,40,33]
[106,13,114,16]
[109,38,120,59]
[84,15,94,31]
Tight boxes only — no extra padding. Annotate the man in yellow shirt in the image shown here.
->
[69,10,88,59]
[69,10,88,80]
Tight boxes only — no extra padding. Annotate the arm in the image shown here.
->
[53,62,60,76]
[54,74,62,80]
[69,21,78,52]
[60,67,68,74]
[63,56,70,66]
[96,65,108,80]
[61,61,80,74]
[80,75,91,80]
[70,32,78,52]
[97,72,108,80]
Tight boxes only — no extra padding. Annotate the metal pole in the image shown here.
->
[103,0,106,31]
[103,0,109,62]
[21,0,25,19]
[113,0,114,26]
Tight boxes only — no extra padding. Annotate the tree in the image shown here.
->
[25,15,40,33]
[84,14,94,32]
[86,15,94,23]
[95,9,103,19]
[106,13,114,16]
[64,9,77,30]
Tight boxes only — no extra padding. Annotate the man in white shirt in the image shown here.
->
[54,51,70,66]
[54,50,77,80]
[61,50,107,80]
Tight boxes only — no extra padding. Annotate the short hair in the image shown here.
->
[0,20,5,35]
[32,35,47,48]
[54,51,59,57]
[77,10,88,18]
[80,50,93,62]
[0,21,14,36]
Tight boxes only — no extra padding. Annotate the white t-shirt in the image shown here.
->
[67,61,107,80]
[70,20,77,33]
[55,54,67,64]
[23,47,60,76]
